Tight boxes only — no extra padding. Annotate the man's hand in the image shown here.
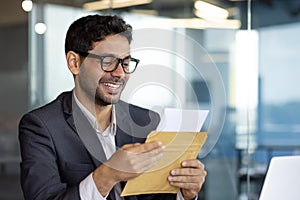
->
[93,141,165,196]
[168,159,206,200]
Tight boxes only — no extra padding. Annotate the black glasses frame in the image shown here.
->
[74,50,140,74]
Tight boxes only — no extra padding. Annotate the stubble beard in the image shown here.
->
[94,84,124,106]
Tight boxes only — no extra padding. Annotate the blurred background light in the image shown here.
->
[22,0,33,12]
[34,22,47,34]
[194,0,229,20]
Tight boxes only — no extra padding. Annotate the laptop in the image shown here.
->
[259,155,300,200]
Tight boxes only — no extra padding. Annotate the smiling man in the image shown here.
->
[19,15,206,200]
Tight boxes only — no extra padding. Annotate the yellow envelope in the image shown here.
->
[121,131,207,196]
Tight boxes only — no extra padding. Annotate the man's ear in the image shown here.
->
[66,51,82,75]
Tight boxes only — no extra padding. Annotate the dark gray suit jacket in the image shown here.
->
[19,91,176,200]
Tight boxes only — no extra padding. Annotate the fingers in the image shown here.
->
[168,166,206,185]
[170,181,202,191]
[141,144,165,158]
[121,143,141,150]
[168,174,202,183]
[168,159,207,197]
[131,143,165,172]
[168,170,206,184]
[181,159,205,169]
[170,168,206,176]
[121,141,165,163]
[136,152,164,172]
[168,159,205,177]
[105,141,165,176]
[128,141,164,153]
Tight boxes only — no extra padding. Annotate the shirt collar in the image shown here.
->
[73,91,116,136]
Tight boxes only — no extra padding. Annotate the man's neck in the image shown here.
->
[75,90,112,132]
[95,104,112,132]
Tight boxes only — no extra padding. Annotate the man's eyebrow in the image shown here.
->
[86,52,115,57]
[94,53,130,58]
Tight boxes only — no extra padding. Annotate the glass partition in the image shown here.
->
[240,0,300,199]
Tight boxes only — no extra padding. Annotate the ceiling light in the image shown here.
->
[194,1,229,20]
[22,0,33,12]
[166,18,240,29]
[35,23,47,35]
[131,9,158,16]
[83,0,152,11]
[145,18,240,30]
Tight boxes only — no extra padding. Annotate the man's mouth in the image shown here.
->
[103,82,121,89]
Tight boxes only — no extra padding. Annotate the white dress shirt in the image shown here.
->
[73,92,190,200]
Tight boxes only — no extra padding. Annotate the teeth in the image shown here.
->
[103,83,120,89]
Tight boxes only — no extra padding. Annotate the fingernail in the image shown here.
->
[182,161,187,167]
[161,145,166,150]
[157,141,162,146]
[168,176,173,181]
[171,170,176,175]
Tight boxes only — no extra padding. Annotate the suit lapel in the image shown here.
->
[62,92,106,167]
[115,101,152,148]
[115,102,146,149]
[63,91,76,133]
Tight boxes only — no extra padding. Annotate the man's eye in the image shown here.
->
[103,61,113,65]
[123,61,130,66]
[102,57,115,66]
[123,59,130,65]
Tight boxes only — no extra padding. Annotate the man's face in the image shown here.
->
[77,35,130,106]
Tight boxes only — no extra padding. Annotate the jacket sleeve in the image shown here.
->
[19,112,81,200]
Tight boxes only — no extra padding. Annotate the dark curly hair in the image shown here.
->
[64,14,132,55]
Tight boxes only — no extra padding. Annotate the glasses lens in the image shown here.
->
[122,58,137,73]
[100,56,138,73]
[102,56,117,71]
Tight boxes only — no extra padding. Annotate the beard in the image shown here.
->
[77,63,127,107]
[95,76,126,106]
[94,85,122,106]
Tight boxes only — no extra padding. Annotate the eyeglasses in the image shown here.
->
[74,50,140,74]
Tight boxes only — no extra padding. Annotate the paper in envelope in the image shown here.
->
[121,131,207,196]
[156,108,209,132]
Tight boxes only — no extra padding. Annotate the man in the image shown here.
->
[19,14,206,200]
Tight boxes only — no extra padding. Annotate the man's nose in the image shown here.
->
[111,61,125,78]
